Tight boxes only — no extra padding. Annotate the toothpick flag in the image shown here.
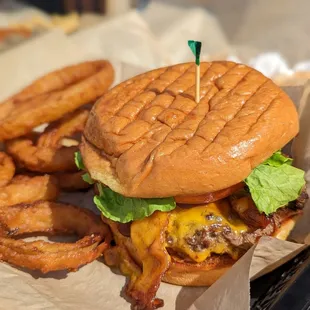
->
[188,40,202,65]
[188,40,202,103]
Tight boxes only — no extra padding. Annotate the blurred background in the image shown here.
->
[1,0,310,86]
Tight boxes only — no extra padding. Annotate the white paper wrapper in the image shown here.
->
[70,11,170,69]
[141,2,231,64]
[0,2,309,310]
[189,238,307,310]
[0,30,88,102]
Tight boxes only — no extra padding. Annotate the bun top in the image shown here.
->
[82,61,299,198]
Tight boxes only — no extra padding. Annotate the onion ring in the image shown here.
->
[9,61,111,103]
[0,152,15,187]
[6,109,89,173]
[0,60,114,141]
[0,175,59,208]
[0,152,59,207]
[0,201,111,273]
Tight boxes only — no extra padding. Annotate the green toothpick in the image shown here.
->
[188,40,202,65]
[188,40,202,103]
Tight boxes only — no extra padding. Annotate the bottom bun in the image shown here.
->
[162,216,298,287]
[273,216,298,241]
[163,255,235,286]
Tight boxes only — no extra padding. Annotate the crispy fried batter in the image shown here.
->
[0,175,59,208]
[0,60,114,141]
[0,201,111,273]
[0,152,15,187]
[9,61,109,103]
[103,212,170,310]
[0,152,59,207]
[6,109,89,173]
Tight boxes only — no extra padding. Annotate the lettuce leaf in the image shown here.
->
[74,151,85,170]
[74,152,94,184]
[245,152,305,215]
[74,151,176,222]
[82,173,95,185]
[263,150,293,167]
[94,184,176,223]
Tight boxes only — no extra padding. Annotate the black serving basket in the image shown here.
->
[250,247,310,310]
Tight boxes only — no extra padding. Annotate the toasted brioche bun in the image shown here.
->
[82,61,298,198]
[163,255,235,287]
[163,216,298,286]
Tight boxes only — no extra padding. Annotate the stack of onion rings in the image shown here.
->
[0,174,59,208]
[6,109,89,173]
[6,109,91,191]
[0,152,59,208]
[0,60,114,141]
[0,61,114,274]
[0,201,111,272]
[2,60,114,191]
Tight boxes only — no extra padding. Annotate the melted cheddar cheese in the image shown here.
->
[166,200,248,263]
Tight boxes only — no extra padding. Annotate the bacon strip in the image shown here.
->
[103,212,171,310]
[229,195,271,229]
[129,212,170,309]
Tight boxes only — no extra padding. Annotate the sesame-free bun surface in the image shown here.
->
[82,61,299,198]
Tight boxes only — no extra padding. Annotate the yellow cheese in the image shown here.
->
[166,200,248,263]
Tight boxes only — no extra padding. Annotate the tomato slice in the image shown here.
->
[174,182,245,204]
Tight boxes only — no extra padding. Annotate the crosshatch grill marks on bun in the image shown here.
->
[83,61,299,198]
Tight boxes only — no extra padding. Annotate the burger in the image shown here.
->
[77,61,308,309]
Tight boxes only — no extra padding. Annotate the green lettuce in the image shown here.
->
[74,151,94,184]
[82,173,95,185]
[94,184,176,223]
[245,151,305,215]
[263,150,293,167]
[74,151,85,170]
[74,151,176,222]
